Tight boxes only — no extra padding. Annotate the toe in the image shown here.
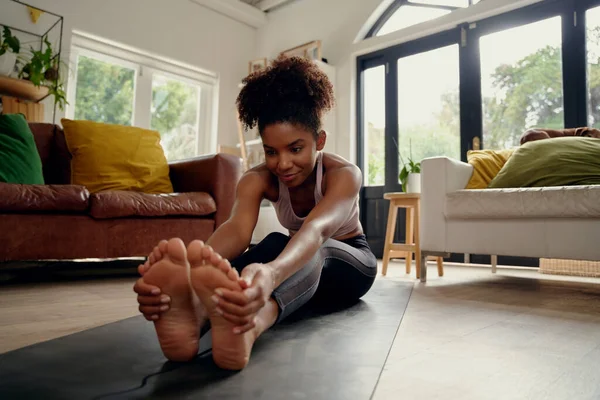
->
[187,240,205,268]
[209,252,223,267]
[158,239,168,255]
[165,238,188,265]
[149,252,156,265]
[227,266,240,281]
[201,245,214,261]
[153,246,163,262]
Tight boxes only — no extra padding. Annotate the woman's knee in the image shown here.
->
[258,232,290,249]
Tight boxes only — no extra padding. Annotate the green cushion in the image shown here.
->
[0,113,44,184]
[488,136,600,188]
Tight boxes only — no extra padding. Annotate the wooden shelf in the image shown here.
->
[0,75,49,103]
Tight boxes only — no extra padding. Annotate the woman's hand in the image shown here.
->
[213,263,276,334]
[133,265,171,321]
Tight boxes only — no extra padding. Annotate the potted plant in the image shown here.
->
[399,156,421,193]
[17,35,67,110]
[0,27,20,76]
[394,137,421,193]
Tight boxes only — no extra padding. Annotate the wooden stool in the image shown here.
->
[382,193,444,278]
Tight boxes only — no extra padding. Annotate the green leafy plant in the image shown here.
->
[0,26,20,56]
[395,137,421,192]
[18,35,67,110]
[398,157,421,192]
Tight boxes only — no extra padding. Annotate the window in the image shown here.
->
[363,65,386,186]
[480,17,564,149]
[66,32,217,161]
[587,5,600,128]
[396,44,460,173]
[73,54,137,126]
[372,0,483,37]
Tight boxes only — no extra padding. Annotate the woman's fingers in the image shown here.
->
[133,278,161,296]
[215,288,252,306]
[217,310,256,330]
[139,305,168,315]
[232,319,257,335]
[215,297,263,318]
[137,294,171,306]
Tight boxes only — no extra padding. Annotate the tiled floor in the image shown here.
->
[374,261,600,400]
[1,261,600,399]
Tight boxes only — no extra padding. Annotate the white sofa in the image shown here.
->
[419,156,600,282]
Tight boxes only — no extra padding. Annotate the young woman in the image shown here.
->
[133,55,378,370]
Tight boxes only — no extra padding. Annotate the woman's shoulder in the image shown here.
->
[243,163,278,201]
[321,152,361,174]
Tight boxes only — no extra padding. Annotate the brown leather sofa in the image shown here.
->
[0,123,242,262]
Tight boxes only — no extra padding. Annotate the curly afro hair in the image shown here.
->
[236,55,335,137]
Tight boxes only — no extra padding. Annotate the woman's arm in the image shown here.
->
[267,164,362,287]
[205,170,266,260]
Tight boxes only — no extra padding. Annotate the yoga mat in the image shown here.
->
[0,279,412,400]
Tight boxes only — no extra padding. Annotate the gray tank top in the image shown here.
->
[272,151,360,237]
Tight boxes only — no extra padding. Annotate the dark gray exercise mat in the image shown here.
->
[0,279,412,400]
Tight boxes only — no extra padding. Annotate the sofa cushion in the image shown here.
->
[0,182,89,213]
[465,148,515,189]
[61,119,174,194]
[90,191,216,219]
[0,114,44,184]
[489,137,600,188]
[29,123,72,185]
[445,185,600,219]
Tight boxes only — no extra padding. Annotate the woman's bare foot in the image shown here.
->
[142,238,203,362]
[188,244,258,370]
[138,239,168,276]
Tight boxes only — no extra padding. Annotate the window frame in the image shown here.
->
[366,0,479,38]
[65,31,219,158]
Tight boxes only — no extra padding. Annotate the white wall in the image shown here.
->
[5,0,257,148]
[256,0,544,163]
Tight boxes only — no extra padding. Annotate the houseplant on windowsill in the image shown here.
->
[0,27,20,76]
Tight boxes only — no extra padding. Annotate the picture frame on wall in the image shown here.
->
[281,40,322,61]
[248,58,268,74]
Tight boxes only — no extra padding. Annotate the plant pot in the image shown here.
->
[0,52,17,76]
[406,173,421,193]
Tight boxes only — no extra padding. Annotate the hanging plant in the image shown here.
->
[17,35,67,110]
[0,26,20,56]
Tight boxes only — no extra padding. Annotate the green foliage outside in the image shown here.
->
[74,56,200,161]
[366,26,600,186]
[74,56,135,126]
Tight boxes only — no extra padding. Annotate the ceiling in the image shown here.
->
[239,0,263,6]
[238,0,298,12]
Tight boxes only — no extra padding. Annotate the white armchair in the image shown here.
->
[419,156,600,282]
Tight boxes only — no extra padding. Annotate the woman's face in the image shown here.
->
[261,122,326,188]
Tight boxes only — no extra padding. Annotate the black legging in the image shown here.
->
[230,232,378,323]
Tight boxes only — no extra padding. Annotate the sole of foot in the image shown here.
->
[188,242,254,371]
[142,238,201,362]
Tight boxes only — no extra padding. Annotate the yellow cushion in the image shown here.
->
[465,148,516,189]
[61,119,173,194]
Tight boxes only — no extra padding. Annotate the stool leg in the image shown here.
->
[437,257,444,277]
[382,202,398,276]
[414,202,421,279]
[405,207,413,274]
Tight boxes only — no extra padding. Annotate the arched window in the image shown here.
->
[367,0,483,38]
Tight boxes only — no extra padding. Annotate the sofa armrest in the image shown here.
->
[169,153,243,229]
[420,157,473,252]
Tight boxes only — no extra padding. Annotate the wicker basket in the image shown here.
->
[539,258,600,278]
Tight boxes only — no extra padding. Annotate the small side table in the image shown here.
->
[382,192,444,278]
